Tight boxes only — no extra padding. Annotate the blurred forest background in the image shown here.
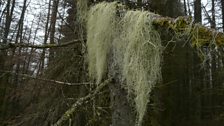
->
[1,0,224,126]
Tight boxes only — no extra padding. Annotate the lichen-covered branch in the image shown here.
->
[151,15,224,47]
[52,78,111,126]
[117,3,224,47]
[0,39,84,50]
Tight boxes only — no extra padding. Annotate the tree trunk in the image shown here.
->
[13,0,27,85]
[187,0,192,16]
[0,0,16,122]
[107,45,135,126]
[221,0,224,32]
[194,0,202,23]
[184,0,187,15]
[109,80,135,126]
[3,0,15,44]
[49,0,60,64]
[39,0,52,74]
[211,0,216,29]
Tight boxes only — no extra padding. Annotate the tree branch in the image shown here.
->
[151,15,224,47]
[52,78,111,126]
[0,39,84,50]
[117,3,224,47]
[0,70,92,86]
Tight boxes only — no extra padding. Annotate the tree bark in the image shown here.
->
[3,0,15,44]
[211,0,216,29]
[184,0,187,15]
[187,0,192,16]
[49,0,60,64]
[13,0,27,85]
[0,0,16,121]
[194,0,202,23]
[39,0,52,74]
[221,0,224,32]
[109,79,135,126]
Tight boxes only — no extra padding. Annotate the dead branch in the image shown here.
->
[52,78,111,126]
[0,70,92,86]
[0,39,84,50]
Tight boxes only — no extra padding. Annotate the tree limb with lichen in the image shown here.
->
[151,15,224,47]
[117,3,224,47]
[52,78,111,126]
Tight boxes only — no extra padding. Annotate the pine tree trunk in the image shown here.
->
[221,0,224,32]
[184,0,187,15]
[49,0,59,64]
[211,0,216,29]
[38,0,51,75]
[13,0,27,85]
[194,0,202,23]
[0,0,16,122]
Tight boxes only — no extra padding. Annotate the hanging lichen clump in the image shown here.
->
[86,2,162,126]
[86,2,118,84]
[119,11,162,126]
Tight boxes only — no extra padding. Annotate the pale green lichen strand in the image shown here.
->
[119,11,162,126]
[86,3,162,126]
[87,2,117,84]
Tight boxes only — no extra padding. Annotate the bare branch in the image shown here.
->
[52,78,112,126]
[0,39,84,50]
[0,70,92,86]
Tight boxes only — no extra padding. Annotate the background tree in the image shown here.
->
[194,0,202,23]
[0,0,224,126]
[221,0,224,32]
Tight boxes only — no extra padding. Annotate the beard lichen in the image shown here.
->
[87,2,118,84]
[86,2,162,126]
[119,11,162,126]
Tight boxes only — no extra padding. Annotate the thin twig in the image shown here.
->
[0,70,92,86]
